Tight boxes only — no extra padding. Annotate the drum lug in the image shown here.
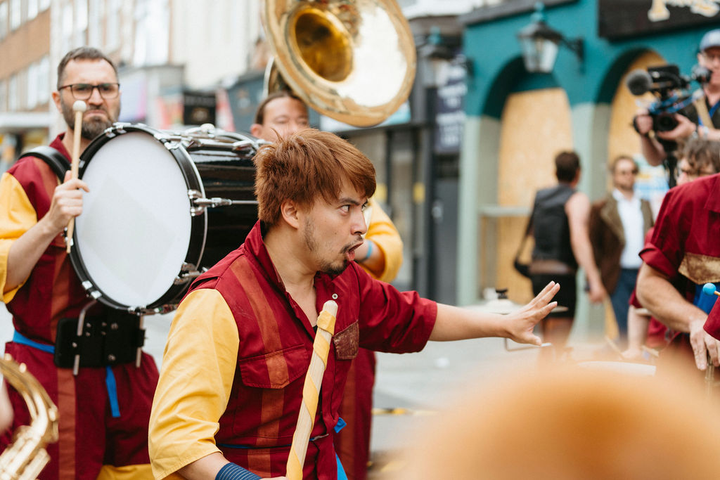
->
[175,263,201,285]
[188,189,206,216]
[81,280,102,300]
[162,138,183,151]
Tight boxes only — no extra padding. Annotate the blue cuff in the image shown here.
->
[358,240,373,263]
[215,463,262,480]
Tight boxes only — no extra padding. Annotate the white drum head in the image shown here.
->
[74,131,194,309]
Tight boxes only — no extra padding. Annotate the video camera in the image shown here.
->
[626,64,711,132]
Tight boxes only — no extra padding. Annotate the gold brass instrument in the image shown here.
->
[261,0,416,127]
[0,354,58,480]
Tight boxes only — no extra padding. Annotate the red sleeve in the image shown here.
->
[639,189,687,279]
[354,264,437,353]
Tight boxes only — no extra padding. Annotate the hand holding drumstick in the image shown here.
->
[66,100,86,253]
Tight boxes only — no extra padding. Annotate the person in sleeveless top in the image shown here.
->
[529,151,606,364]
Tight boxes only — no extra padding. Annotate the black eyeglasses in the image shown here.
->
[58,83,120,100]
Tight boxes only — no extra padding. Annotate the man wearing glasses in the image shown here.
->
[589,156,654,348]
[0,47,158,479]
[635,29,720,168]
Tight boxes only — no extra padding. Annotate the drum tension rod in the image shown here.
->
[188,189,258,216]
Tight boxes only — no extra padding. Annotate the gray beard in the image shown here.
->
[60,101,115,140]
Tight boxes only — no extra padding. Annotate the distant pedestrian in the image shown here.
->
[589,155,654,348]
[529,151,606,364]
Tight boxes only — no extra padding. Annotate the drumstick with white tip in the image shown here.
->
[66,100,86,253]
[286,300,337,480]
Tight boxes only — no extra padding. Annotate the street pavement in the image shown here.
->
[0,303,609,478]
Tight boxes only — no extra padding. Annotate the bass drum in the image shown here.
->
[70,123,263,313]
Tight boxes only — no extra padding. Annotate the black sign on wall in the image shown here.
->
[434,60,467,155]
[599,0,720,39]
[183,90,217,126]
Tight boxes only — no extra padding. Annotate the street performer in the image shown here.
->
[636,167,720,372]
[148,129,560,480]
[0,47,158,479]
[249,90,403,480]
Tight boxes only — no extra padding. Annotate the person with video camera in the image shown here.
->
[634,29,720,174]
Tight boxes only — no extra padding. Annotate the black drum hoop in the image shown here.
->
[69,123,208,313]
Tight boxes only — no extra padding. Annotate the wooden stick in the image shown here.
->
[66,100,86,253]
[286,300,338,480]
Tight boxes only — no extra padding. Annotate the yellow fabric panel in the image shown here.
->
[148,289,239,480]
[609,51,665,173]
[364,197,403,282]
[96,463,153,479]
[0,172,38,303]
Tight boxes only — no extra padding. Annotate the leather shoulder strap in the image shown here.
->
[694,97,714,128]
[18,146,70,181]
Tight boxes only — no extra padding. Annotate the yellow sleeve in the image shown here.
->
[0,172,38,302]
[149,289,239,480]
[363,197,403,282]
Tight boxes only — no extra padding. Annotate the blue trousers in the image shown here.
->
[610,268,639,347]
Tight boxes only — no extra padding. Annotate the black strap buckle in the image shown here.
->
[54,306,145,371]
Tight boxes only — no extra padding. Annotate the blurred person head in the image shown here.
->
[677,138,720,185]
[400,367,720,480]
[610,155,638,194]
[698,29,720,88]
[555,151,581,184]
[53,47,120,140]
[250,90,310,142]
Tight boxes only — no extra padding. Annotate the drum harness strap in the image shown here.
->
[18,146,71,180]
[11,331,122,418]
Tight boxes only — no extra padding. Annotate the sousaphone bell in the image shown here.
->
[261,0,417,127]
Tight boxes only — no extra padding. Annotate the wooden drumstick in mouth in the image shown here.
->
[66,100,86,253]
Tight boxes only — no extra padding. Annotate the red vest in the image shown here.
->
[186,223,436,479]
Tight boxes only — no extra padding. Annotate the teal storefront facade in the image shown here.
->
[457,0,719,338]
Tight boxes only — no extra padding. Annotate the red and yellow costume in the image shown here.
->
[0,135,158,479]
[149,222,435,479]
[640,174,720,345]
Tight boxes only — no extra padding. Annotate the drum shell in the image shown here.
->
[188,145,257,269]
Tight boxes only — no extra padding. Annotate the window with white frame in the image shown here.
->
[133,0,169,66]
[106,0,121,51]
[27,63,38,109]
[75,0,88,47]
[88,0,104,47]
[37,56,49,104]
[27,0,38,20]
[0,2,8,40]
[61,3,73,55]
[0,80,7,112]
[8,74,17,111]
[9,0,20,31]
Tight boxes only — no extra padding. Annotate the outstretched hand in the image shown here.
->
[505,281,560,346]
